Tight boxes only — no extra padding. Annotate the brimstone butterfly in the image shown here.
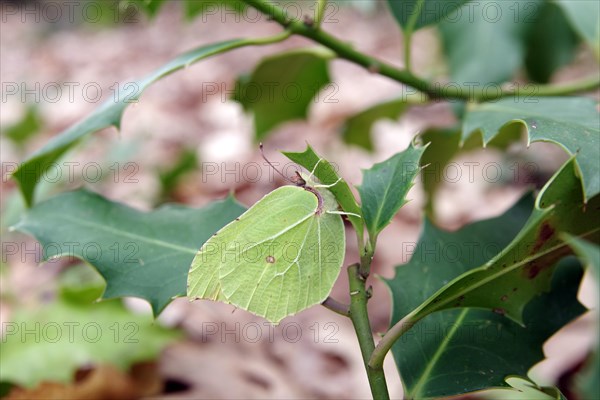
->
[187,145,347,324]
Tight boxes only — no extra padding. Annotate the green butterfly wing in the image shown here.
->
[187,186,345,324]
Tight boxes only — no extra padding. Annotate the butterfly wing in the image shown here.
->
[187,186,345,324]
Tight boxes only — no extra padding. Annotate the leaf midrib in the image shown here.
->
[369,157,403,234]
[428,226,600,316]
[24,214,197,256]
[410,309,469,398]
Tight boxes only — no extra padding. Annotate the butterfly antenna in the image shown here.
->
[260,143,295,185]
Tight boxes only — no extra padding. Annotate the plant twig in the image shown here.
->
[348,264,390,400]
[368,309,422,371]
[241,0,600,102]
[359,238,375,279]
[321,296,350,317]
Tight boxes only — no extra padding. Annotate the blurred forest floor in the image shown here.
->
[1,1,598,399]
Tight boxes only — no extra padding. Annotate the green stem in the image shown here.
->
[501,75,600,97]
[403,32,412,73]
[315,0,327,28]
[322,296,350,317]
[403,0,425,72]
[368,309,423,371]
[348,264,390,400]
[359,237,375,278]
[240,0,600,101]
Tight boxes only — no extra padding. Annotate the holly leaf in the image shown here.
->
[341,98,408,151]
[566,235,600,278]
[283,144,363,235]
[524,2,580,83]
[555,0,600,58]
[418,127,513,218]
[386,194,586,398]
[12,38,257,207]
[233,48,333,140]
[12,189,245,315]
[358,142,426,240]
[387,0,470,32]
[463,97,600,201]
[393,157,599,330]
[0,280,179,388]
[419,128,462,216]
[3,106,41,147]
[438,0,542,84]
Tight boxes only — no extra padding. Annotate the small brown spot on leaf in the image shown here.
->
[500,295,508,302]
[526,261,543,279]
[512,287,518,292]
[532,222,555,253]
[493,308,506,316]
[266,256,275,264]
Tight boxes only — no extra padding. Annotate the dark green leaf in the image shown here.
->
[439,0,542,84]
[13,189,245,315]
[283,145,363,234]
[0,278,179,388]
[0,383,13,397]
[158,148,198,201]
[463,97,600,201]
[387,0,470,32]
[387,194,586,398]
[419,128,461,216]
[12,39,255,207]
[566,236,600,278]
[395,158,598,328]
[233,48,333,140]
[525,2,579,83]
[3,106,41,146]
[555,0,600,57]
[358,142,426,240]
[419,128,509,219]
[341,99,408,151]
